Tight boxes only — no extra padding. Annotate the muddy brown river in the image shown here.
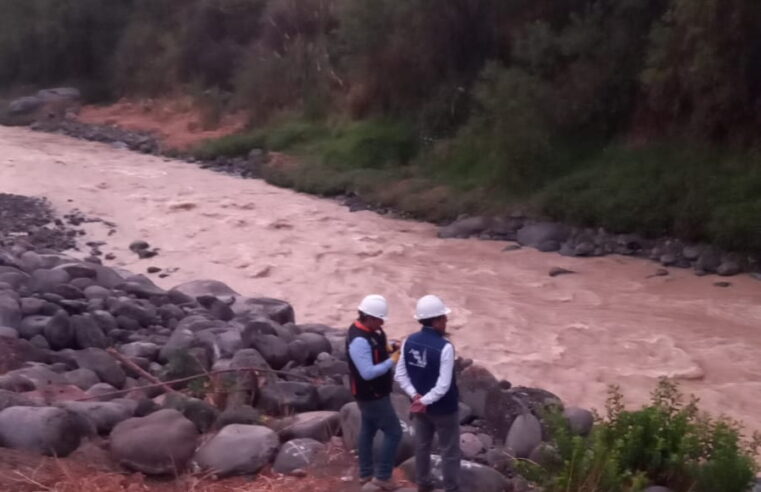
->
[3,126,761,431]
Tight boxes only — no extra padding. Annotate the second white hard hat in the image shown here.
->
[414,294,451,320]
[358,294,389,319]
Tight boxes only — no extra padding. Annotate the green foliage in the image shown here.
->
[193,131,267,160]
[540,144,761,250]
[317,119,417,169]
[519,380,759,492]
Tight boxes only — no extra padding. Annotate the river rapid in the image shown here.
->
[3,126,761,431]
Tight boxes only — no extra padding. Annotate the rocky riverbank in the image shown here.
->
[0,193,596,491]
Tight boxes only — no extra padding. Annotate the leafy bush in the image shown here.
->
[318,119,418,169]
[519,380,759,492]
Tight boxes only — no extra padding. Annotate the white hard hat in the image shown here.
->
[358,294,389,319]
[414,294,451,320]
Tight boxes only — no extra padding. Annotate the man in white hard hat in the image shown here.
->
[395,294,460,492]
[347,294,402,490]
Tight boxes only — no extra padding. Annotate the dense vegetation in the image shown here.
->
[519,380,760,492]
[3,0,761,249]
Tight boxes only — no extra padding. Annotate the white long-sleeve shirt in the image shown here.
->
[395,338,455,406]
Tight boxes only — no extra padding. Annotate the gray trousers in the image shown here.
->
[414,411,460,492]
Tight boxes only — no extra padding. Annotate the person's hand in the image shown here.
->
[389,348,400,363]
[410,398,426,414]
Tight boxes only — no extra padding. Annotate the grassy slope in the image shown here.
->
[193,117,761,251]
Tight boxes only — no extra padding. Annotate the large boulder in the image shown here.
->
[400,455,509,492]
[484,386,563,441]
[506,413,542,459]
[170,279,239,301]
[194,424,279,477]
[279,411,341,443]
[110,409,199,475]
[73,348,126,389]
[458,364,499,419]
[258,381,318,416]
[272,438,325,475]
[0,406,84,456]
[162,394,219,433]
[30,268,71,293]
[516,222,570,250]
[317,384,353,411]
[232,297,295,324]
[8,96,43,116]
[159,315,225,362]
[563,407,594,436]
[120,341,160,361]
[295,332,332,364]
[59,401,133,434]
[250,334,290,370]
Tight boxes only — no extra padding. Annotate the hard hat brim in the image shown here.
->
[413,306,451,320]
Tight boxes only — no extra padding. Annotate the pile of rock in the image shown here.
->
[1,88,81,127]
[33,119,161,155]
[439,217,758,277]
[0,230,601,490]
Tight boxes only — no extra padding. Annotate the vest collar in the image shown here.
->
[354,320,374,334]
[422,325,444,337]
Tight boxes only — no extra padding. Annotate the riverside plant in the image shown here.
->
[518,379,760,492]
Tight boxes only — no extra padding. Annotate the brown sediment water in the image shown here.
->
[2,126,761,431]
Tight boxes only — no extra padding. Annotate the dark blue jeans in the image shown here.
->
[357,396,403,480]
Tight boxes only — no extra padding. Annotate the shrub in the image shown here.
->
[519,379,759,492]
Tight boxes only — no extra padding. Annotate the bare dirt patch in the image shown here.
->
[78,98,246,151]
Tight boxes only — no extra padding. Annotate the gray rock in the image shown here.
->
[30,334,50,349]
[258,381,318,416]
[43,310,74,350]
[214,405,261,429]
[18,315,49,339]
[86,382,119,401]
[460,433,485,460]
[36,87,81,103]
[169,279,239,300]
[400,455,509,492]
[458,364,499,418]
[0,294,21,329]
[251,334,290,370]
[64,368,100,390]
[194,424,279,477]
[110,409,199,475]
[563,407,594,436]
[5,364,66,389]
[272,438,325,475]
[231,297,295,324]
[485,386,562,441]
[682,245,703,261]
[0,406,84,456]
[83,285,111,300]
[287,339,310,366]
[8,96,43,116]
[30,268,71,293]
[317,384,353,411]
[73,348,126,388]
[717,259,741,276]
[696,247,722,273]
[506,413,542,458]
[72,314,108,349]
[0,389,39,411]
[0,326,18,338]
[20,297,46,315]
[438,216,491,239]
[295,332,332,364]
[53,262,97,279]
[279,411,341,443]
[529,442,562,468]
[573,242,595,256]
[516,222,570,249]
[59,401,133,434]
[120,341,159,361]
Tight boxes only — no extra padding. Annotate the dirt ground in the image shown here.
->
[0,439,412,492]
[78,98,246,151]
